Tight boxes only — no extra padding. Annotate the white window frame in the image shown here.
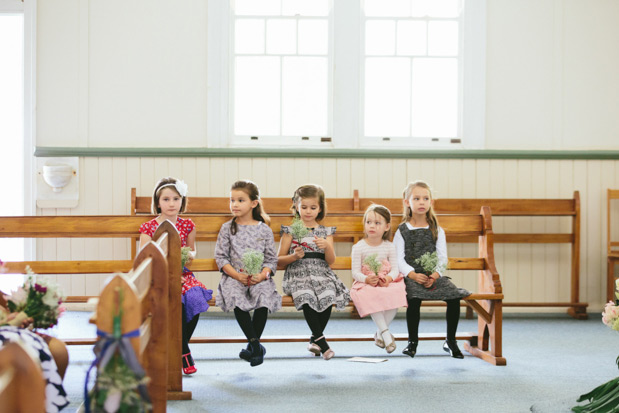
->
[207,0,485,149]
[0,0,36,260]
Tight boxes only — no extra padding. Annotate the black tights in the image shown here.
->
[302,304,332,338]
[234,307,268,342]
[406,298,460,342]
[182,304,200,355]
[302,305,333,352]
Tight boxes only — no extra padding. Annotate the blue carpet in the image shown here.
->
[57,311,618,413]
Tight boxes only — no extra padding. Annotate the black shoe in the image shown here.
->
[239,343,251,362]
[443,340,464,359]
[250,344,266,367]
[402,341,418,358]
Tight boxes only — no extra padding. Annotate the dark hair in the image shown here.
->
[151,177,187,214]
[402,180,439,241]
[363,204,392,241]
[291,184,327,221]
[230,180,270,235]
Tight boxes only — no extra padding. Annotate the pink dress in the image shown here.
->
[139,217,213,319]
[350,239,407,318]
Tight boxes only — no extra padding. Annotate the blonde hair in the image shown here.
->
[151,177,187,214]
[363,204,392,241]
[230,180,270,235]
[291,184,327,221]
[402,180,439,241]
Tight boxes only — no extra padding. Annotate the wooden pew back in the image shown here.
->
[0,341,46,413]
[93,231,170,411]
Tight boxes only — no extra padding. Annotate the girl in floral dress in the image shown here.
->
[139,177,213,374]
[215,180,281,367]
[277,184,350,360]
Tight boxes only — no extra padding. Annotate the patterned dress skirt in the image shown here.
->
[0,326,69,412]
[182,268,213,320]
[216,276,282,313]
[283,257,350,312]
[404,276,470,301]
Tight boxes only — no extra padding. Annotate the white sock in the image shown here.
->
[371,311,394,347]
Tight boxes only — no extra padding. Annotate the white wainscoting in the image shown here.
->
[36,157,619,312]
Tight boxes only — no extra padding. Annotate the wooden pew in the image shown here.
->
[90,220,189,408]
[130,188,585,319]
[0,341,46,413]
[0,210,504,364]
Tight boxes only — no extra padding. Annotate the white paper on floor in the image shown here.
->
[346,357,388,363]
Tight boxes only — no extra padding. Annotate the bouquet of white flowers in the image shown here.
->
[241,249,264,287]
[289,218,314,251]
[414,251,447,276]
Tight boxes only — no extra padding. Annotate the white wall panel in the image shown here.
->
[30,157,619,313]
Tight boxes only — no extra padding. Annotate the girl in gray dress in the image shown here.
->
[215,180,282,367]
[277,184,350,360]
[394,181,470,359]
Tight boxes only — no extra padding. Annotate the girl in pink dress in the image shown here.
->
[139,177,213,375]
[350,204,407,354]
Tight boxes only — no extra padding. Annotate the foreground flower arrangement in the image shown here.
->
[572,279,619,412]
[2,265,65,329]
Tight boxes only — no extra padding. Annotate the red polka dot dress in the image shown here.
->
[139,217,213,319]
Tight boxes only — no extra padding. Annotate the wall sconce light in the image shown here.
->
[42,163,75,192]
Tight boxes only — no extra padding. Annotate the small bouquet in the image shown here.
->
[181,246,193,270]
[4,266,66,329]
[572,279,619,412]
[241,249,264,286]
[414,251,447,276]
[363,254,383,279]
[289,218,314,251]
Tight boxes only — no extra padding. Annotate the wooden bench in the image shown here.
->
[0,341,46,413]
[130,188,585,319]
[88,220,190,405]
[0,208,505,365]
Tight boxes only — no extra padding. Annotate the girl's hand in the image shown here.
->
[423,273,439,288]
[236,272,251,286]
[378,276,393,287]
[408,271,428,284]
[365,274,379,286]
[293,246,305,260]
[7,312,33,329]
[313,236,329,250]
[252,272,269,285]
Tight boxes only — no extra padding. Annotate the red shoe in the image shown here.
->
[182,353,197,374]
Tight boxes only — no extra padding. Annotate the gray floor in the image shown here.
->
[58,311,619,413]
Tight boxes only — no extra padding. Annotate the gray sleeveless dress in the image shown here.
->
[399,223,470,300]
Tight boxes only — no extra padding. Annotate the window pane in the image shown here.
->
[365,20,395,55]
[282,57,327,136]
[266,19,296,54]
[234,56,281,135]
[365,58,410,137]
[282,0,329,16]
[411,58,457,137]
[0,14,25,270]
[428,21,458,56]
[364,0,410,17]
[412,0,460,18]
[235,19,265,54]
[235,0,281,16]
[298,19,328,55]
[397,21,426,55]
